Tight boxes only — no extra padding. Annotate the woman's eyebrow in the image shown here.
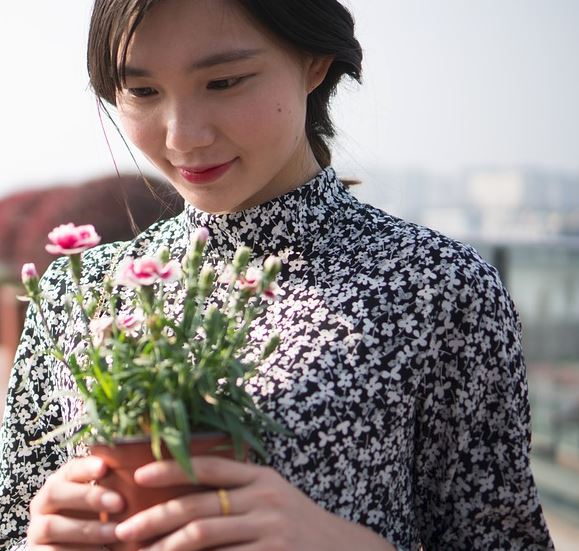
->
[124,48,265,77]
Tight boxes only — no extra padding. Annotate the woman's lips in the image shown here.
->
[178,159,237,185]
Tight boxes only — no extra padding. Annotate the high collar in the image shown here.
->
[183,167,351,258]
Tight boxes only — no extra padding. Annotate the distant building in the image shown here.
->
[352,166,579,240]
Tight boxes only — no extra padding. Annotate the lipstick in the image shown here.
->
[178,159,237,185]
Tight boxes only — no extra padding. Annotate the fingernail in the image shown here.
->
[100,523,117,538]
[116,521,135,540]
[90,457,104,471]
[101,491,122,511]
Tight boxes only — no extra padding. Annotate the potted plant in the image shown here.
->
[21,223,284,527]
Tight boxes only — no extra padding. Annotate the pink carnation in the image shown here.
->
[89,316,114,346]
[21,263,38,283]
[235,267,282,300]
[116,308,145,336]
[237,267,262,293]
[263,282,282,301]
[158,259,182,282]
[116,257,182,288]
[45,223,101,256]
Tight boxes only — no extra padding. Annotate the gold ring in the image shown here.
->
[217,488,231,516]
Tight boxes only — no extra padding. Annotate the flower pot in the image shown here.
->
[76,432,241,551]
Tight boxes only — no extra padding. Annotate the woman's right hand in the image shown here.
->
[28,456,123,550]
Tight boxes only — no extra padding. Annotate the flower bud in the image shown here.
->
[192,227,210,253]
[157,246,171,264]
[263,256,282,278]
[204,303,222,339]
[21,263,40,295]
[199,265,215,293]
[21,263,38,284]
[233,246,251,271]
[218,264,236,285]
[103,276,114,295]
[193,227,209,244]
[262,333,281,359]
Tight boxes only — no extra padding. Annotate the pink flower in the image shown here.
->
[116,257,182,288]
[21,263,38,284]
[116,308,145,336]
[45,224,101,255]
[89,316,114,346]
[192,227,209,245]
[117,258,157,287]
[263,282,283,301]
[237,267,262,293]
[158,259,182,282]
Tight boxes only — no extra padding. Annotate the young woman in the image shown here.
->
[0,1,554,549]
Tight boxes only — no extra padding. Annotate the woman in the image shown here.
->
[0,1,553,549]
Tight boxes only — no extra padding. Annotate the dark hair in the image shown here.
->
[87,0,363,169]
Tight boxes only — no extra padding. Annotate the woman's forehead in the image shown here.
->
[125,0,267,61]
[121,0,298,77]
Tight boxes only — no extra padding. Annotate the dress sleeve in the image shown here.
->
[413,262,554,550]
[0,261,70,550]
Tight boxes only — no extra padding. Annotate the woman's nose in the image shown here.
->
[165,102,216,153]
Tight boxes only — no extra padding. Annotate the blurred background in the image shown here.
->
[1,1,577,547]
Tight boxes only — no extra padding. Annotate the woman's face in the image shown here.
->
[116,0,330,214]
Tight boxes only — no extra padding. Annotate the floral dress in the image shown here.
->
[0,168,553,550]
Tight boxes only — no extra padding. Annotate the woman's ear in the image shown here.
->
[306,55,334,93]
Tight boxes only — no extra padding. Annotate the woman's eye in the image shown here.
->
[127,87,157,98]
[207,77,244,91]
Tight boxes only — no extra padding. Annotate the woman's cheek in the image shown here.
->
[119,111,161,158]
[234,91,300,151]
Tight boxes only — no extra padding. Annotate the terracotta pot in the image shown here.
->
[75,432,240,551]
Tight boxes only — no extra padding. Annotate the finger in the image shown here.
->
[116,488,242,542]
[31,481,124,516]
[31,546,108,551]
[62,457,108,483]
[134,456,258,488]
[140,514,257,551]
[44,484,124,514]
[27,514,118,546]
[204,546,259,551]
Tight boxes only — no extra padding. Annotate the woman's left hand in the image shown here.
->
[114,456,394,551]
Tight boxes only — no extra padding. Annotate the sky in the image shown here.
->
[1,0,578,198]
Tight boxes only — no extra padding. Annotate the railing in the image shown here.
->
[471,238,579,525]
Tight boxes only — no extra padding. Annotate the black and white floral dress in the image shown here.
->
[0,168,553,550]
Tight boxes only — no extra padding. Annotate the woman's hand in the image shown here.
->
[28,456,124,550]
[115,456,395,551]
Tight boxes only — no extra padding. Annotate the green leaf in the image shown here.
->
[239,425,268,460]
[173,398,192,450]
[161,427,195,482]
